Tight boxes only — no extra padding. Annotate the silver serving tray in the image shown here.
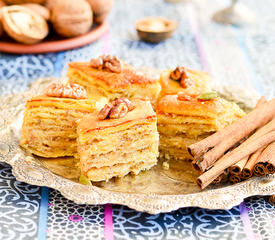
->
[0,77,274,214]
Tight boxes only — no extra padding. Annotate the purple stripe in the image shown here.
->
[186,3,210,73]
[239,202,256,240]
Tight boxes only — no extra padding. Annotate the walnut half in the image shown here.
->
[170,66,192,89]
[45,83,87,99]
[90,55,122,73]
[98,98,135,120]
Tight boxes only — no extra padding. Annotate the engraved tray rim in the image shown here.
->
[0,77,274,214]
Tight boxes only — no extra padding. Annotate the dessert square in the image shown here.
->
[67,55,161,106]
[20,83,107,158]
[159,67,211,97]
[156,93,245,161]
[77,99,159,182]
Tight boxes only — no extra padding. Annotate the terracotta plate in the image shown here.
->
[0,21,109,54]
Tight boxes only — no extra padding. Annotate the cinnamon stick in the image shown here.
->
[254,141,275,175]
[255,96,267,107]
[241,147,264,180]
[200,115,275,172]
[254,162,267,176]
[188,98,274,172]
[229,174,241,184]
[229,156,248,175]
[197,130,275,189]
[212,169,229,184]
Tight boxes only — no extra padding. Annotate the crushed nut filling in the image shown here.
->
[90,55,122,73]
[170,66,192,88]
[98,98,135,120]
[45,83,87,99]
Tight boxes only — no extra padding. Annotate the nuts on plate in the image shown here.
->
[86,0,113,23]
[2,5,48,44]
[21,3,49,20]
[0,0,6,37]
[3,0,45,4]
[50,0,93,38]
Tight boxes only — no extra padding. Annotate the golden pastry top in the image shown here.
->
[26,96,97,112]
[68,62,157,88]
[78,99,156,133]
[160,68,211,96]
[156,94,227,116]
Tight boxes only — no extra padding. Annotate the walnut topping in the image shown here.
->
[170,66,192,88]
[90,55,122,73]
[109,101,128,119]
[45,83,87,99]
[98,98,135,120]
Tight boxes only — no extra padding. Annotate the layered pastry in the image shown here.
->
[77,98,159,182]
[67,55,161,106]
[159,66,211,97]
[156,93,245,161]
[20,83,107,158]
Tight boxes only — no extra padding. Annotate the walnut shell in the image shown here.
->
[86,0,113,23]
[50,0,93,38]
[2,5,49,44]
[0,0,6,7]
[44,0,62,11]
[3,0,45,4]
[21,3,49,20]
[0,1,6,37]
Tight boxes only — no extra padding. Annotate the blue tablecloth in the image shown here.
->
[0,0,274,239]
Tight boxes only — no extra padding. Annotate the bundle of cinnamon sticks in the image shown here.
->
[188,96,275,189]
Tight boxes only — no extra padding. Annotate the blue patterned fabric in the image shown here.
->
[0,0,275,239]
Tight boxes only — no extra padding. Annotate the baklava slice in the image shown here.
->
[77,98,159,182]
[20,83,107,158]
[156,93,245,161]
[159,66,211,98]
[67,55,161,106]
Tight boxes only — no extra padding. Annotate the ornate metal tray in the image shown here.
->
[0,77,274,214]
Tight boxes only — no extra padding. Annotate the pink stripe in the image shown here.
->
[186,3,210,73]
[239,202,256,240]
[104,204,114,240]
[103,31,111,54]
[102,30,114,240]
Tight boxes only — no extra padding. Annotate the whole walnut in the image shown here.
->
[0,0,6,37]
[50,0,93,38]
[2,5,48,44]
[86,0,113,23]
[21,3,50,20]
[3,0,45,4]
[45,0,62,11]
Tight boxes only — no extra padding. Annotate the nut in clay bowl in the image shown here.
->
[136,17,178,43]
[2,5,49,44]
[3,0,45,4]
[20,3,49,20]
[50,0,93,38]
